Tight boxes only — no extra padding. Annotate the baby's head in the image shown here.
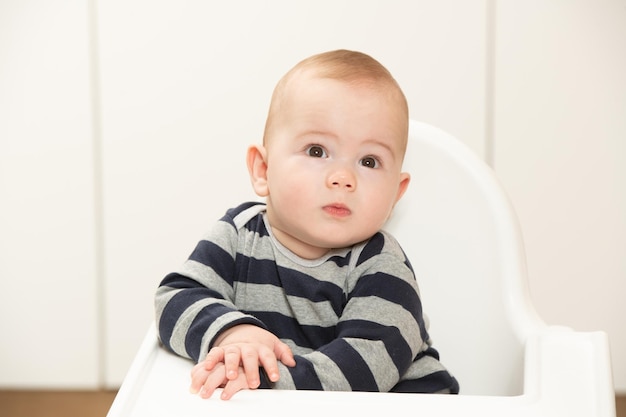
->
[248,50,411,259]
[263,50,409,154]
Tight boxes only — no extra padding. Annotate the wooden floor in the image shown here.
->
[0,390,624,417]
[0,390,117,417]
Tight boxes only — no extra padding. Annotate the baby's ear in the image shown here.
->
[394,172,411,204]
[246,144,269,197]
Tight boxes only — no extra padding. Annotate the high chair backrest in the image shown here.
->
[384,121,545,396]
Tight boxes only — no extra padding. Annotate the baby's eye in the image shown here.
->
[360,156,379,169]
[306,145,327,158]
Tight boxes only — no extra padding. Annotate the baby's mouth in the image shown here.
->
[323,203,351,217]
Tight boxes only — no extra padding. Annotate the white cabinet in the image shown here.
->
[492,0,626,392]
[0,1,100,388]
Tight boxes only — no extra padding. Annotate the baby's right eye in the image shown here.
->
[306,145,327,158]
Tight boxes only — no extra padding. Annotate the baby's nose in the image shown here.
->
[327,169,356,190]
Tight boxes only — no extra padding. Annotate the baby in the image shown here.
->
[155,49,459,400]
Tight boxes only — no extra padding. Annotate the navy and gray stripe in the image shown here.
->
[155,202,458,394]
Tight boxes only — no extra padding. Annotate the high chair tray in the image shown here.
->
[106,323,615,417]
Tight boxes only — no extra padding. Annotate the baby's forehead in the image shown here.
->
[266,70,408,152]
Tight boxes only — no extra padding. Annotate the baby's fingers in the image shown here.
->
[275,340,296,367]
[189,363,211,395]
[257,347,281,382]
[239,345,262,387]
[203,346,226,371]
[223,346,243,380]
[191,362,227,399]
[220,372,250,401]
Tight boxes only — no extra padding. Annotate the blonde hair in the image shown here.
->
[263,50,409,147]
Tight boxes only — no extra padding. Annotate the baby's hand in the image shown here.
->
[206,324,296,390]
[189,361,248,400]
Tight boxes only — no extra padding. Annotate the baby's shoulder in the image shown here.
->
[201,202,267,246]
[221,201,266,229]
[358,230,407,260]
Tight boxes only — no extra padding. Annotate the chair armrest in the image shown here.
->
[524,326,616,417]
[107,322,160,417]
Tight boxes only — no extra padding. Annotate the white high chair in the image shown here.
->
[107,121,615,417]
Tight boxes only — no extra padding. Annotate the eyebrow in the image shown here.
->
[363,137,395,155]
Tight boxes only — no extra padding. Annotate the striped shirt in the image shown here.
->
[155,202,458,393]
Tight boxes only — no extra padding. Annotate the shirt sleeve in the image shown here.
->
[154,214,267,363]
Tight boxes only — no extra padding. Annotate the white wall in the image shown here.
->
[0,0,623,393]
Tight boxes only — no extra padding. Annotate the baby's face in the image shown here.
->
[263,74,409,259]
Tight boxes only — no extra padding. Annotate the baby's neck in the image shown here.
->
[270,225,331,260]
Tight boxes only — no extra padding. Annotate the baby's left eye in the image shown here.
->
[306,145,327,158]
[360,156,379,169]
